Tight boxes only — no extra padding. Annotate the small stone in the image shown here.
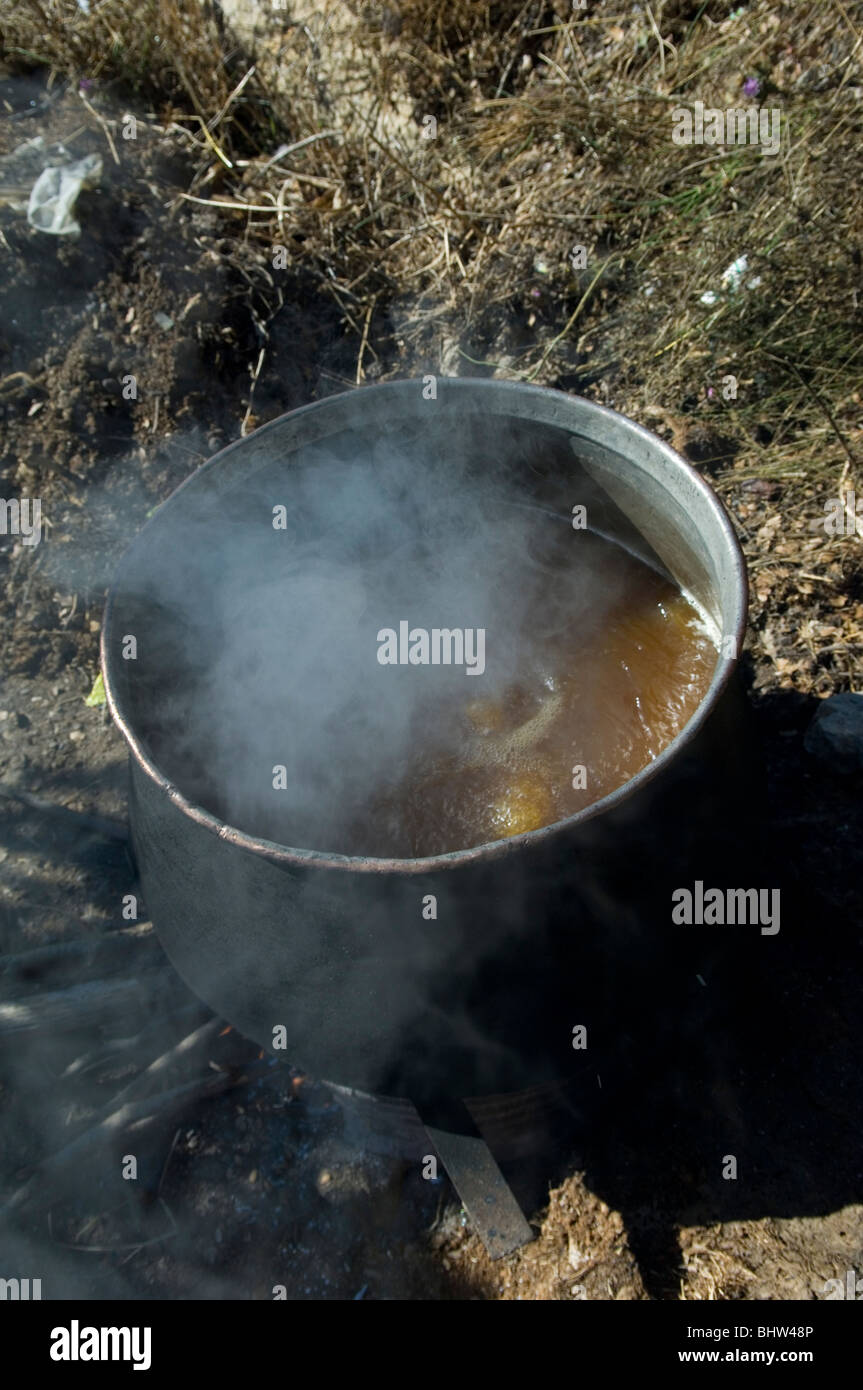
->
[568,1239,584,1270]
[804,693,863,775]
[742,478,782,499]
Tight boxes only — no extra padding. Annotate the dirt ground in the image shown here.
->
[0,3,861,1302]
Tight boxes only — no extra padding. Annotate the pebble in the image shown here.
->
[804,692,863,775]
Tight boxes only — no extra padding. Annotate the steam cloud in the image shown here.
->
[128,416,629,857]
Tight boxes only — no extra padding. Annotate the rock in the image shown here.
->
[215,0,418,148]
[803,693,863,774]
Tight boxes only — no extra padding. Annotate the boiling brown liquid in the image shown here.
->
[361,537,717,857]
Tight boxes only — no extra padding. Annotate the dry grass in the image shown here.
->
[2,0,246,124]
[1,0,862,694]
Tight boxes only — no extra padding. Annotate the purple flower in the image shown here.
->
[79,78,94,91]
[742,76,761,98]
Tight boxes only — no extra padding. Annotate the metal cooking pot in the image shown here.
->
[102,380,752,1122]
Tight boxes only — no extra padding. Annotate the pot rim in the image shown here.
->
[102,379,748,876]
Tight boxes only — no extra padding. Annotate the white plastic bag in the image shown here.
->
[27,153,103,237]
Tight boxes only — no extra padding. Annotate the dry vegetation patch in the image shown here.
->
[3,0,859,692]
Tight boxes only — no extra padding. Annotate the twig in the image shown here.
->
[764,351,857,467]
[157,1130,182,1198]
[356,296,377,385]
[251,129,341,171]
[208,64,256,133]
[240,347,266,436]
[77,90,120,166]
[62,1002,210,1080]
[0,1075,245,1219]
[0,923,158,993]
[0,371,37,397]
[651,303,726,359]
[0,968,191,1037]
[524,258,612,382]
[341,95,467,220]
[644,1,670,81]
[165,116,233,168]
[109,1018,226,1111]
[177,192,275,213]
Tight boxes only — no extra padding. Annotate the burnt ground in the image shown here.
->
[0,80,861,1302]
